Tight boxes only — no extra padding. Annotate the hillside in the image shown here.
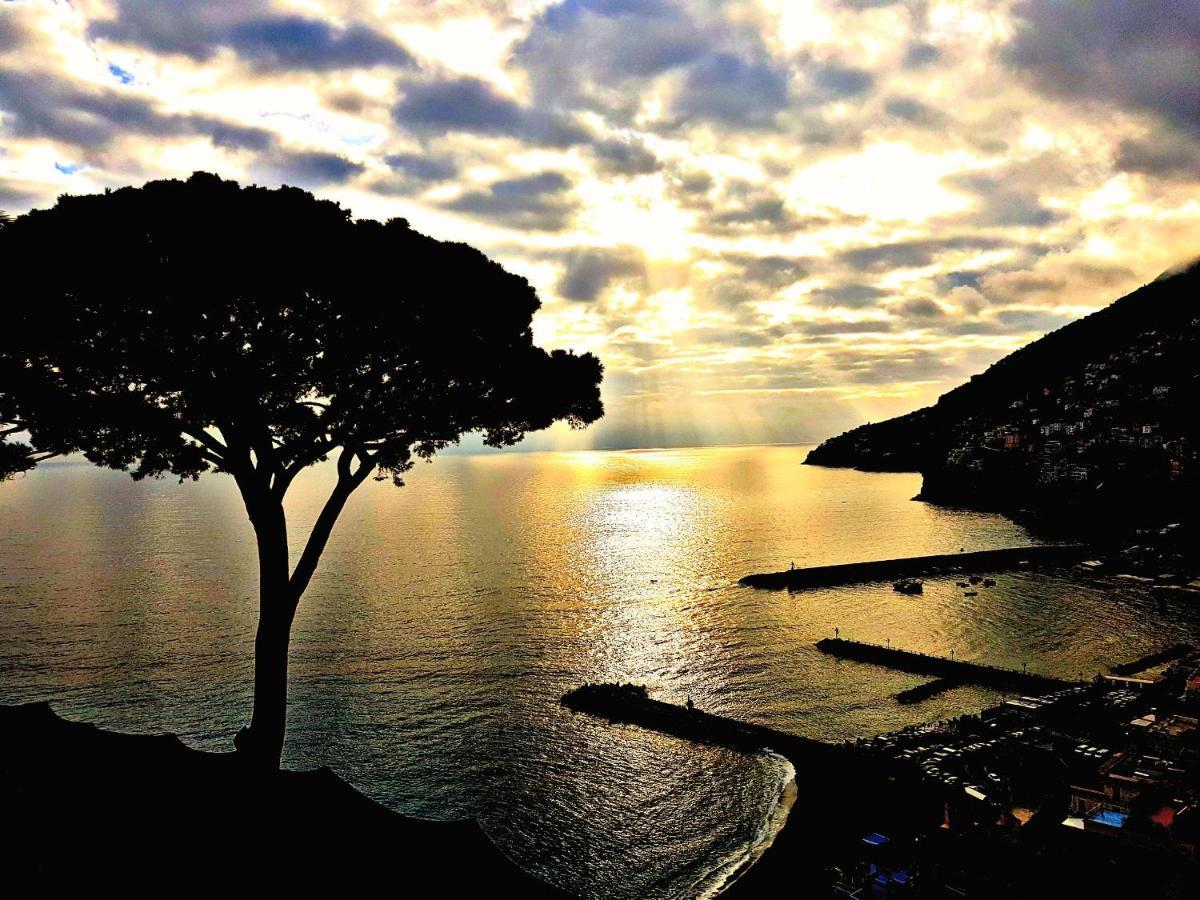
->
[805,260,1200,529]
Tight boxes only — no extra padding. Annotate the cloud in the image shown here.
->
[807,283,886,309]
[90,2,414,71]
[701,183,839,236]
[671,52,790,128]
[838,236,1009,272]
[591,136,659,175]
[665,168,714,206]
[1006,1,1200,135]
[944,168,1063,227]
[0,69,273,151]
[825,347,958,385]
[392,76,589,147]
[1115,135,1200,180]
[0,8,29,54]
[384,153,458,183]
[892,297,945,319]
[517,0,793,131]
[371,153,459,197]
[442,171,578,231]
[994,308,1076,332]
[0,177,41,212]
[253,149,363,188]
[800,319,893,336]
[902,42,941,68]
[883,97,948,128]
[699,254,808,308]
[557,245,646,300]
[516,0,711,114]
[808,62,874,102]
[734,255,809,287]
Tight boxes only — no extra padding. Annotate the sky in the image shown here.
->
[2,1,1199,452]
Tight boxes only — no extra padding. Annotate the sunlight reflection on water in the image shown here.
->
[3,445,1197,897]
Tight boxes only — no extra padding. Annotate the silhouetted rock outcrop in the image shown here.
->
[0,702,568,894]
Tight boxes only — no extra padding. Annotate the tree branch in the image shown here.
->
[288,447,375,599]
[180,426,229,457]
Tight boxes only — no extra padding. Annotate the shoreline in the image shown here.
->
[696,753,798,900]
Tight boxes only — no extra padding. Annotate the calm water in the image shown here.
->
[2,445,1197,896]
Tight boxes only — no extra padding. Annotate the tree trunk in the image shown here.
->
[232,457,366,771]
[234,498,297,772]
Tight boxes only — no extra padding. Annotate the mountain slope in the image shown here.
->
[805,260,1200,525]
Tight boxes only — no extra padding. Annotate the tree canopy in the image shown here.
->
[0,172,604,491]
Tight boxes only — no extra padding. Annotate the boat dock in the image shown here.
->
[816,637,1070,694]
[739,544,1090,591]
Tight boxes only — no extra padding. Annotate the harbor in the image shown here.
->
[564,640,1200,898]
[738,544,1091,590]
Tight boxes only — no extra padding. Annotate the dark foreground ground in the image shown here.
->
[0,702,568,895]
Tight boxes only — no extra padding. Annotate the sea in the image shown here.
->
[2,444,1197,897]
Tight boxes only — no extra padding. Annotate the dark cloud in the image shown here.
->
[883,96,948,128]
[0,69,273,151]
[672,53,790,128]
[591,136,659,175]
[903,42,941,68]
[800,319,892,336]
[701,254,808,308]
[384,153,458,183]
[944,170,1063,227]
[893,297,945,319]
[938,270,983,291]
[90,2,413,71]
[515,0,711,115]
[253,149,363,188]
[442,171,578,231]
[809,63,874,101]
[665,169,714,206]
[838,236,1009,271]
[701,184,838,236]
[0,178,41,212]
[978,260,1134,306]
[1115,134,1200,180]
[825,347,958,385]
[0,9,29,54]
[734,255,809,286]
[705,194,798,234]
[393,76,589,147]
[225,17,414,70]
[517,1,794,133]
[807,283,886,309]
[557,246,646,301]
[1007,1,1200,135]
[684,325,787,348]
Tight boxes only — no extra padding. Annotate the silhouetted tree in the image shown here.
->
[0,173,604,770]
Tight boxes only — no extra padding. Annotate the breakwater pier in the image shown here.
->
[815,637,1070,694]
[561,683,841,765]
[739,544,1090,590]
[1109,643,1195,676]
